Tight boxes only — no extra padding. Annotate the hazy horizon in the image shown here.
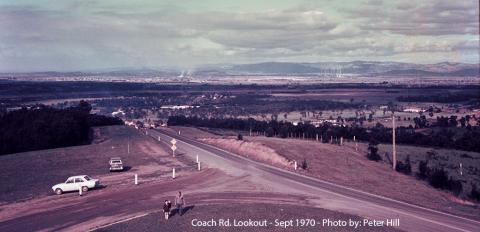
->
[0,0,478,72]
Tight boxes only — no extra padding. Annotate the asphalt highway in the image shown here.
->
[150,129,480,232]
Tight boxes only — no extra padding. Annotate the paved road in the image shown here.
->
[150,129,480,232]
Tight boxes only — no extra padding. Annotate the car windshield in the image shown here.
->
[84,176,91,181]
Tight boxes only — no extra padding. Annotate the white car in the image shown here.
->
[109,157,124,171]
[52,175,100,195]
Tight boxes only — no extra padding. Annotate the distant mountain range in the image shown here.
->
[204,61,479,77]
[1,61,478,77]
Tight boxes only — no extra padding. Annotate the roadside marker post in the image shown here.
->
[196,154,199,163]
[316,134,319,141]
[135,174,138,185]
[172,168,176,179]
[198,161,201,171]
[460,163,463,176]
[171,139,177,157]
[340,137,343,146]
[294,161,297,171]
[158,136,161,141]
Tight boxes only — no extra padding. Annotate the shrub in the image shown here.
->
[301,159,308,170]
[416,160,429,180]
[427,168,449,189]
[396,155,412,175]
[447,178,463,196]
[237,133,243,140]
[366,140,382,161]
[470,184,480,201]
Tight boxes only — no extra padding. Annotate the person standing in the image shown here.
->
[175,191,186,216]
[163,200,172,220]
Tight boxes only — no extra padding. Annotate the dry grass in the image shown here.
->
[199,138,292,167]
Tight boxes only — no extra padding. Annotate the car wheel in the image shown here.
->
[82,186,89,192]
[55,188,63,195]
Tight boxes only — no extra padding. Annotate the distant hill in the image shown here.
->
[230,62,321,74]
[220,61,479,77]
[1,61,478,78]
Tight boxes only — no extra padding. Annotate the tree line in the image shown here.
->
[167,115,480,152]
[0,101,122,155]
[397,92,480,103]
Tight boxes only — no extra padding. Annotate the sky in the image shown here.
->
[0,0,478,72]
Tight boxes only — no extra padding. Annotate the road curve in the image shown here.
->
[150,128,480,232]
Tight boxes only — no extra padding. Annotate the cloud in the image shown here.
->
[346,0,479,36]
[0,0,478,72]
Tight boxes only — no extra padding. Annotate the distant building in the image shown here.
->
[403,108,423,113]
[112,109,125,116]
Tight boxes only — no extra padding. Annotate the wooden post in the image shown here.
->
[392,114,397,170]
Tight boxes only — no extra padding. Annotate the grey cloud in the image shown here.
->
[346,0,479,36]
[0,1,477,72]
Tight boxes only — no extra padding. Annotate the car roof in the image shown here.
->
[69,175,88,178]
[110,157,122,160]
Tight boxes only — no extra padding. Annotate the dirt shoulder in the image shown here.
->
[171,126,480,219]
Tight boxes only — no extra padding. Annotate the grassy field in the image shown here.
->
[375,143,480,196]
[0,126,192,204]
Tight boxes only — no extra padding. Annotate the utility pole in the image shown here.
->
[392,113,397,170]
